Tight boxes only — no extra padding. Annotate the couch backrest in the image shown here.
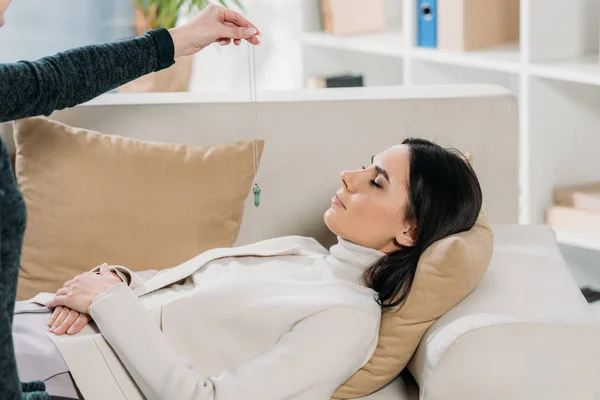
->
[34,85,518,246]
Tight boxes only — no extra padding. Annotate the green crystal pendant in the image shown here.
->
[253,183,261,207]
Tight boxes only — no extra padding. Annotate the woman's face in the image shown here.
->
[0,0,10,27]
[324,144,417,253]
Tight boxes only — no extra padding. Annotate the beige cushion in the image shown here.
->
[335,212,493,399]
[13,117,263,300]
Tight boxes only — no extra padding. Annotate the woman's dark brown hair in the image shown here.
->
[363,138,482,309]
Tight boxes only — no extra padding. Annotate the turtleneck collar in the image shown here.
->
[324,236,385,285]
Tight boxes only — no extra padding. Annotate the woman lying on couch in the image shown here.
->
[14,138,483,400]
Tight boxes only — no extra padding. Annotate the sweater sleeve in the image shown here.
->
[88,264,160,291]
[0,28,174,123]
[89,284,380,400]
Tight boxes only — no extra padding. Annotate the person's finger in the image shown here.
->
[221,36,259,46]
[222,25,258,40]
[247,36,260,46]
[221,8,260,35]
[220,28,259,46]
[64,274,84,287]
[100,263,111,276]
[50,306,70,332]
[48,306,63,327]
[55,287,70,297]
[67,314,91,335]
[47,295,67,310]
[53,309,79,335]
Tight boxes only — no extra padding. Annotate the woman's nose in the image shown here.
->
[341,170,356,192]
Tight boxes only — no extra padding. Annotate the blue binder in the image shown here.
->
[417,0,437,48]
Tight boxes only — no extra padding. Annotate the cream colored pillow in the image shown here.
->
[14,117,263,300]
[334,212,493,399]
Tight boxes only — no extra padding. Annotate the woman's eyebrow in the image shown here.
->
[375,165,390,183]
[370,154,390,182]
[370,155,390,182]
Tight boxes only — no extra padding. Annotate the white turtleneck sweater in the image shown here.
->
[86,237,384,400]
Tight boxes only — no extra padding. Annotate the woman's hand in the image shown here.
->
[47,264,123,314]
[169,4,261,58]
[47,265,123,335]
[48,306,91,335]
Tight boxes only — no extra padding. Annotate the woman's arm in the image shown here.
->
[89,284,379,400]
[0,29,173,123]
[88,264,159,290]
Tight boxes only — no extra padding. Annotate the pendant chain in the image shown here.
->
[247,43,258,179]
[248,42,261,207]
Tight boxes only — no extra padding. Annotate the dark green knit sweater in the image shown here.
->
[0,28,175,400]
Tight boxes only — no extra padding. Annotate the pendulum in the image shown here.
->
[253,182,261,207]
[252,140,261,208]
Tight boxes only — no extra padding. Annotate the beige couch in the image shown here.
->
[10,85,598,399]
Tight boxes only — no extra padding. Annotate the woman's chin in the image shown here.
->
[0,16,5,27]
[323,208,340,236]
[323,206,335,223]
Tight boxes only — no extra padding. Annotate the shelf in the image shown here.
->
[553,228,600,253]
[302,31,521,74]
[530,54,600,86]
[409,42,521,73]
[301,31,404,57]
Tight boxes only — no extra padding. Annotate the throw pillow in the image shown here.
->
[13,117,263,300]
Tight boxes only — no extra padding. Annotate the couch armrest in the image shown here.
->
[415,322,600,400]
[409,224,600,400]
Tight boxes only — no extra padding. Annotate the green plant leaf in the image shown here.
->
[134,0,245,29]
[232,0,245,11]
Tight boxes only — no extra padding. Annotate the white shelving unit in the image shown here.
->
[530,54,600,86]
[301,31,405,58]
[301,0,600,264]
[409,42,521,72]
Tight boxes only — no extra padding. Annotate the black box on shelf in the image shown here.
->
[307,74,364,89]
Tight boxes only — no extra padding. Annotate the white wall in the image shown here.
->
[0,0,133,63]
[187,0,320,93]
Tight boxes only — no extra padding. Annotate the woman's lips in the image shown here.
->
[332,194,346,209]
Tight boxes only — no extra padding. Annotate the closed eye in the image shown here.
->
[370,155,391,183]
[362,165,383,188]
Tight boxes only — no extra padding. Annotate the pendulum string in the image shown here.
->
[248,42,261,207]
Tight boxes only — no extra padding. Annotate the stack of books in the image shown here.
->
[546,183,600,235]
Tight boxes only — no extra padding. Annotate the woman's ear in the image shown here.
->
[396,222,417,247]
